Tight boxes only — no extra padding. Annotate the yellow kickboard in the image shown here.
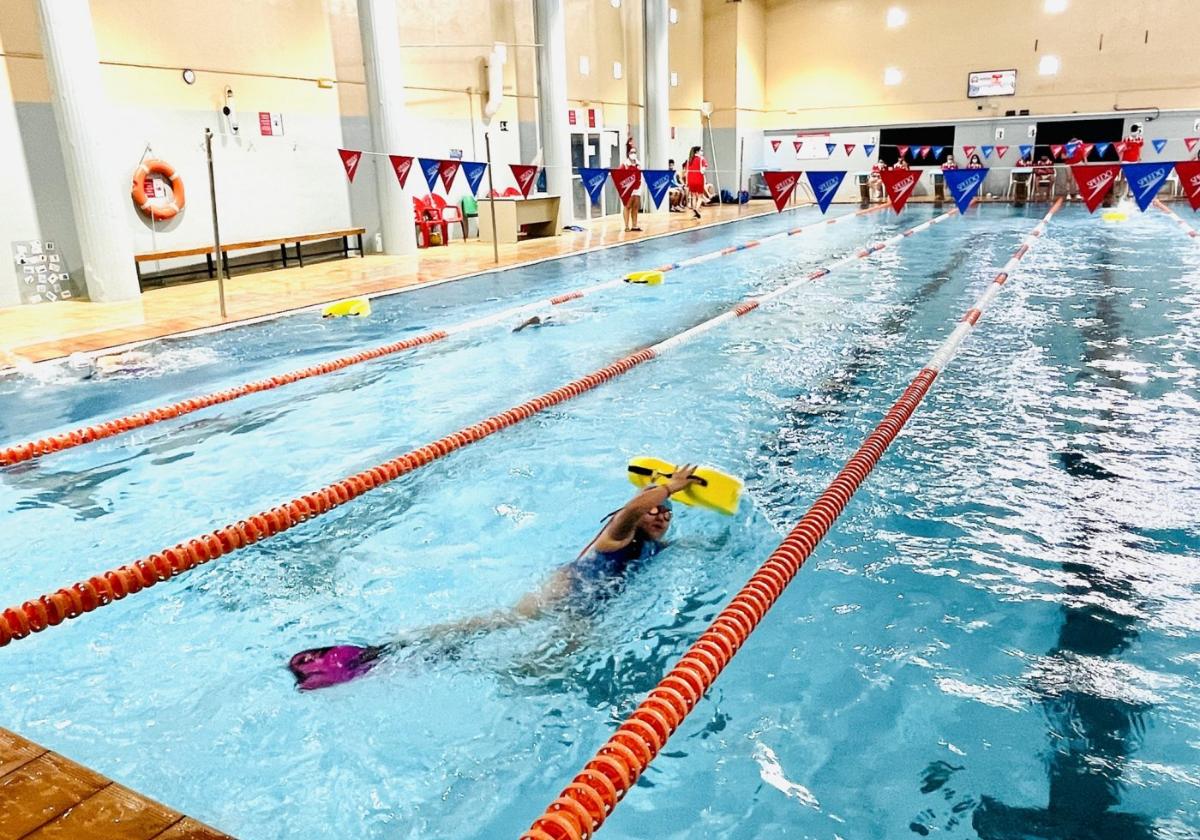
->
[322,297,372,318]
[624,270,664,285]
[627,456,742,516]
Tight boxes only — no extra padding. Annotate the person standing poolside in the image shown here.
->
[622,141,643,232]
[685,146,707,219]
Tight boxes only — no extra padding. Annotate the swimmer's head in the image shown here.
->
[288,644,383,691]
[637,500,673,541]
[66,352,93,371]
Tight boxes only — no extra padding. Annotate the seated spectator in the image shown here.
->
[667,158,687,212]
[941,156,958,171]
[967,153,985,169]
[868,161,885,203]
[1033,155,1055,200]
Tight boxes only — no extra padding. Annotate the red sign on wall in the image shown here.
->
[568,111,577,126]
[587,109,596,128]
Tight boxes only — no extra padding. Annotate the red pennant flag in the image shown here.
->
[896,145,910,159]
[1175,161,1200,210]
[610,167,642,205]
[1082,143,1095,158]
[1114,141,1128,156]
[509,164,539,198]
[1070,163,1121,212]
[879,168,920,213]
[438,159,460,192]
[996,145,1010,158]
[1186,137,1200,153]
[338,148,362,183]
[1050,144,1065,159]
[915,146,928,159]
[763,171,801,212]
[844,143,856,155]
[770,139,781,153]
[794,140,803,153]
[962,145,976,159]
[387,154,413,188]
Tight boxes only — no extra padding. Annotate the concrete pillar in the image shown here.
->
[533,0,573,229]
[357,0,417,255]
[642,0,670,171]
[33,0,138,303]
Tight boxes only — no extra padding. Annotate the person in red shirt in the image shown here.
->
[1120,129,1144,163]
[684,146,706,219]
[868,160,886,203]
[941,156,958,171]
[967,153,985,169]
[1033,154,1055,201]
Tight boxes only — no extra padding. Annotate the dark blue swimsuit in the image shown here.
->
[568,537,664,600]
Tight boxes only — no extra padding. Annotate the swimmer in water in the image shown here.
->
[513,314,551,332]
[68,349,155,379]
[289,465,703,690]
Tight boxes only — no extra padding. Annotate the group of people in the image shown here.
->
[618,139,717,232]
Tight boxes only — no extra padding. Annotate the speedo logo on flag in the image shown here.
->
[1136,172,1159,190]
[586,174,605,189]
[896,174,915,192]
[1190,173,1200,188]
[776,175,797,194]
[816,176,838,200]
[650,173,670,191]
[517,169,535,190]
[961,173,983,192]
[617,174,636,190]
[1085,170,1113,197]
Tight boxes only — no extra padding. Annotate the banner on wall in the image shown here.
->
[1122,162,1173,211]
[805,170,846,214]
[1070,163,1120,212]
[510,164,539,198]
[388,155,413,188]
[419,158,441,191]
[438,159,461,192]
[578,167,608,204]
[338,148,362,183]
[879,168,919,213]
[763,171,801,212]
[1174,161,1200,210]
[643,169,674,208]
[610,167,642,205]
[944,168,988,214]
[460,161,487,196]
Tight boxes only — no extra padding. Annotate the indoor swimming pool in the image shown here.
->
[2,203,1198,838]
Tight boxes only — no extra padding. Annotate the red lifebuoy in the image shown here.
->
[131,159,184,221]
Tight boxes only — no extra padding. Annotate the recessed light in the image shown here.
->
[181,68,196,85]
[1044,0,1067,12]
[1038,55,1060,75]
[886,7,907,27]
[884,67,903,86]
[610,0,620,7]
[613,61,623,80]
[670,71,679,87]
[669,7,678,23]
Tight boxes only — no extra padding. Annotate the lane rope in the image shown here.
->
[1154,199,1200,238]
[518,198,1063,840]
[0,206,885,469]
[0,207,948,648]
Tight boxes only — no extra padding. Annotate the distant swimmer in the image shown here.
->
[68,349,155,379]
[513,314,552,332]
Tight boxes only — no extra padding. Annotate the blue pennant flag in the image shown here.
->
[825,143,837,156]
[460,161,487,196]
[643,169,675,209]
[1019,144,1033,159]
[981,145,994,159]
[864,144,876,158]
[931,146,945,159]
[1123,161,1174,212]
[419,158,441,192]
[578,167,609,204]
[1065,141,1081,158]
[944,168,988,214]
[1094,142,1111,158]
[1152,138,1168,154]
[805,170,847,214]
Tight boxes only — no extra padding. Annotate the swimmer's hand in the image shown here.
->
[663,463,704,495]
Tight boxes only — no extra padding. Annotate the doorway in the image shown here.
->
[570,129,622,220]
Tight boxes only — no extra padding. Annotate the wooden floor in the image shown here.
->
[0,728,232,840]
[0,203,777,366]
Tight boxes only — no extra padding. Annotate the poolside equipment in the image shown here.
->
[624,270,663,285]
[131,159,185,221]
[626,456,742,515]
[322,297,371,318]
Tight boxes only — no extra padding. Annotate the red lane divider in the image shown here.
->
[0,205,884,469]
[518,199,1063,840]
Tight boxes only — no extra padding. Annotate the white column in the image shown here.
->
[34,0,138,302]
[534,0,573,229]
[357,0,417,255]
[642,0,669,171]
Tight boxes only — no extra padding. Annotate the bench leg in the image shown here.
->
[205,253,214,278]
[357,233,364,256]
[296,242,304,267]
[280,243,288,267]
[342,236,348,258]
[222,252,232,278]
[134,261,142,286]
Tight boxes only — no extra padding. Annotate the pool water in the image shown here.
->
[1,203,1198,839]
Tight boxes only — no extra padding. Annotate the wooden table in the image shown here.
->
[476,196,561,244]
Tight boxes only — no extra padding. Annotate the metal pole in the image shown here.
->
[484,132,500,265]
[705,115,723,205]
[204,128,227,319]
[737,136,745,216]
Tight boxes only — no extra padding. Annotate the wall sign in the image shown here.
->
[968,69,1017,98]
[12,240,72,304]
[258,112,284,136]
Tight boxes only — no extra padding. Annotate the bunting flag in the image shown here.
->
[337,148,363,183]
[794,140,804,153]
[805,170,846,213]
[962,145,977,159]
[944,168,988,214]
[1186,137,1200,153]
[419,157,441,191]
[981,145,994,159]
[1175,161,1200,210]
[460,161,487,196]
[1122,162,1174,212]
[1070,163,1121,212]
[438,159,461,192]
[825,143,837,156]
[931,145,945,159]
[896,145,910,159]
[864,144,876,157]
[771,139,782,153]
[1082,143,1095,158]
[879,168,920,213]
[763,171,801,212]
[1065,141,1081,159]
[1094,142,1111,158]
[996,145,1010,158]
[1151,138,1168,154]
[918,146,931,159]
[610,167,642,205]
[1050,144,1065,159]
[388,154,413,188]
[510,164,539,198]
[578,167,608,204]
[1019,144,1033,159]
[643,169,674,209]
[844,143,856,156]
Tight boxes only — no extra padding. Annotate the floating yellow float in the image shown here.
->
[624,270,664,285]
[627,456,742,516]
[322,297,371,318]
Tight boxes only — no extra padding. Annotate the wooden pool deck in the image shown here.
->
[0,728,232,840]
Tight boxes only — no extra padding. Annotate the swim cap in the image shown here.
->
[288,644,383,691]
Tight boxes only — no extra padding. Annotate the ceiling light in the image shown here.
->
[669,7,678,23]
[886,7,907,27]
[1038,55,1060,75]
[1044,0,1067,12]
[670,71,679,87]
[612,61,623,80]
[884,67,903,86]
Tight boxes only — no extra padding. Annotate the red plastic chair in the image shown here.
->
[488,189,502,198]
[413,196,448,247]
[431,193,468,240]
[502,187,522,198]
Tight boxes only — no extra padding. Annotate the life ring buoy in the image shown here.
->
[131,159,185,221]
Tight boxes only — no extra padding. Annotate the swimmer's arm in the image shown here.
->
[594,464,700,552]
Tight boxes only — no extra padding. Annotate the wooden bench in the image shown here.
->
[135,227,366,286]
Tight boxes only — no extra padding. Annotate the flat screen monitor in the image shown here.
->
[968,69,1017,98]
